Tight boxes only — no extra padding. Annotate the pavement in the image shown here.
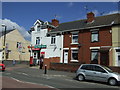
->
[29,65,76,79]
[5,63,76,79]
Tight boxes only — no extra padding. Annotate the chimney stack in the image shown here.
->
[52,19,59,27]
[87,12,95,23]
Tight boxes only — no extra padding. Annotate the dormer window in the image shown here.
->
[37,25,41,31]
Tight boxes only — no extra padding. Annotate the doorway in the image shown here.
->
[100,51,109,66]
[64,50,68,63]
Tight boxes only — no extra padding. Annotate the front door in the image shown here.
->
[64,50,68,63]
[100,51,109,66]
[116,49,120,66]
[118,55,120,66]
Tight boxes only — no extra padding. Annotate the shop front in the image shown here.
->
[28,45,46,66]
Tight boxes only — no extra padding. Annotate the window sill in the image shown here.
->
[50,44,56,46]
[91,41,99,43]
[70,60,79,62]
[71,43,79,45]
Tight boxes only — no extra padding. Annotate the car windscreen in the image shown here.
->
[102,66,113,73]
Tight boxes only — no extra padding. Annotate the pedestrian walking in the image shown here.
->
[40,55,44,69]
[13,59,16,66]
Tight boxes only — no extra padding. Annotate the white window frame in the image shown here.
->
[91,31,99,42]
[91,49,99,61]
[51,36,56,45]
[36,37,40,45]
[37,25,41,31]
[71,49,79,62]
[71,33,78,44]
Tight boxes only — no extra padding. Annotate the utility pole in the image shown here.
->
[2,24,7,62]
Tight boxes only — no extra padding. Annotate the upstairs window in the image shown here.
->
[37,25,41,31]
[36,37,40,45]
[72,33,78,43]
[51,36,56,44]
[91,31,99,42]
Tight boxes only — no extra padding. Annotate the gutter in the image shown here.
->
[48,24,114,34]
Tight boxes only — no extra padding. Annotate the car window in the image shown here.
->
[94,66,106,73]
[81,65,87,69]
[102,66,113,73]
[81,65,93,71]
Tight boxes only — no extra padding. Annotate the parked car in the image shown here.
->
[0,63,5,72]
[76,64,120,86]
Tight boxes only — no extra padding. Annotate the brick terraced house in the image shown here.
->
[48,12,120,67]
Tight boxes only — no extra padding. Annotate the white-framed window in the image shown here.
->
[72,33,78,44]
[37,25,41,31]
[91,49,99,61]
[51,36,56,44]
[36,37,40,45]
[91,31,99,42]
[71,50,78,60]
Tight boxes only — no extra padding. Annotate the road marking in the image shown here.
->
[4,73,11,75]
[10,77,24,83]
[21,73,29,76]
[10,77,58,89]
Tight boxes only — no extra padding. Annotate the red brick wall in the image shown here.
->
[43,57,60,69]
[109,66,120,73]
[50,63,80,72]
[63,26,112,64]
[50,63,120,73]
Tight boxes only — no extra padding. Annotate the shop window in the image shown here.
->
[34,53,37,58]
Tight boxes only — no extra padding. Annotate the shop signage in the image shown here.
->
[34,45,47,49]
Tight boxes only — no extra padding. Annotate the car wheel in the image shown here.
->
[78,74,85,81]
[108,78,117,86]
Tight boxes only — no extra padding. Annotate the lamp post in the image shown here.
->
[2,24,7,61]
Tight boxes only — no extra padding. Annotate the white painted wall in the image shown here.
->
[31,20,63,61]
[0,51,2,61]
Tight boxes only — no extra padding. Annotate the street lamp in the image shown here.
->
[2,24,7,61]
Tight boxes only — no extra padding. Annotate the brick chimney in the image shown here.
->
[52,19,59,27]
[87,12,95,23]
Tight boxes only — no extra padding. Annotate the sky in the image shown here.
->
[1,2,119,40]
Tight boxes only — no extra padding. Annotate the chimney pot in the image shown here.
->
[52,19,59,27]
[87,12,95,23]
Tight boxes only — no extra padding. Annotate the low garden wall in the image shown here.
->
[50,63,120,73]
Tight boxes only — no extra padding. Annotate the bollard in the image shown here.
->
[44,64,47,74]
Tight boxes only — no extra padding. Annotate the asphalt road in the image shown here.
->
[2,64,120,90]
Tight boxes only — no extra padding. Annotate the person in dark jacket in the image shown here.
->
[40,55,44,69]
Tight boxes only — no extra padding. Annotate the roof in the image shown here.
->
[48,13,120,34]
[0,29,14,37]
